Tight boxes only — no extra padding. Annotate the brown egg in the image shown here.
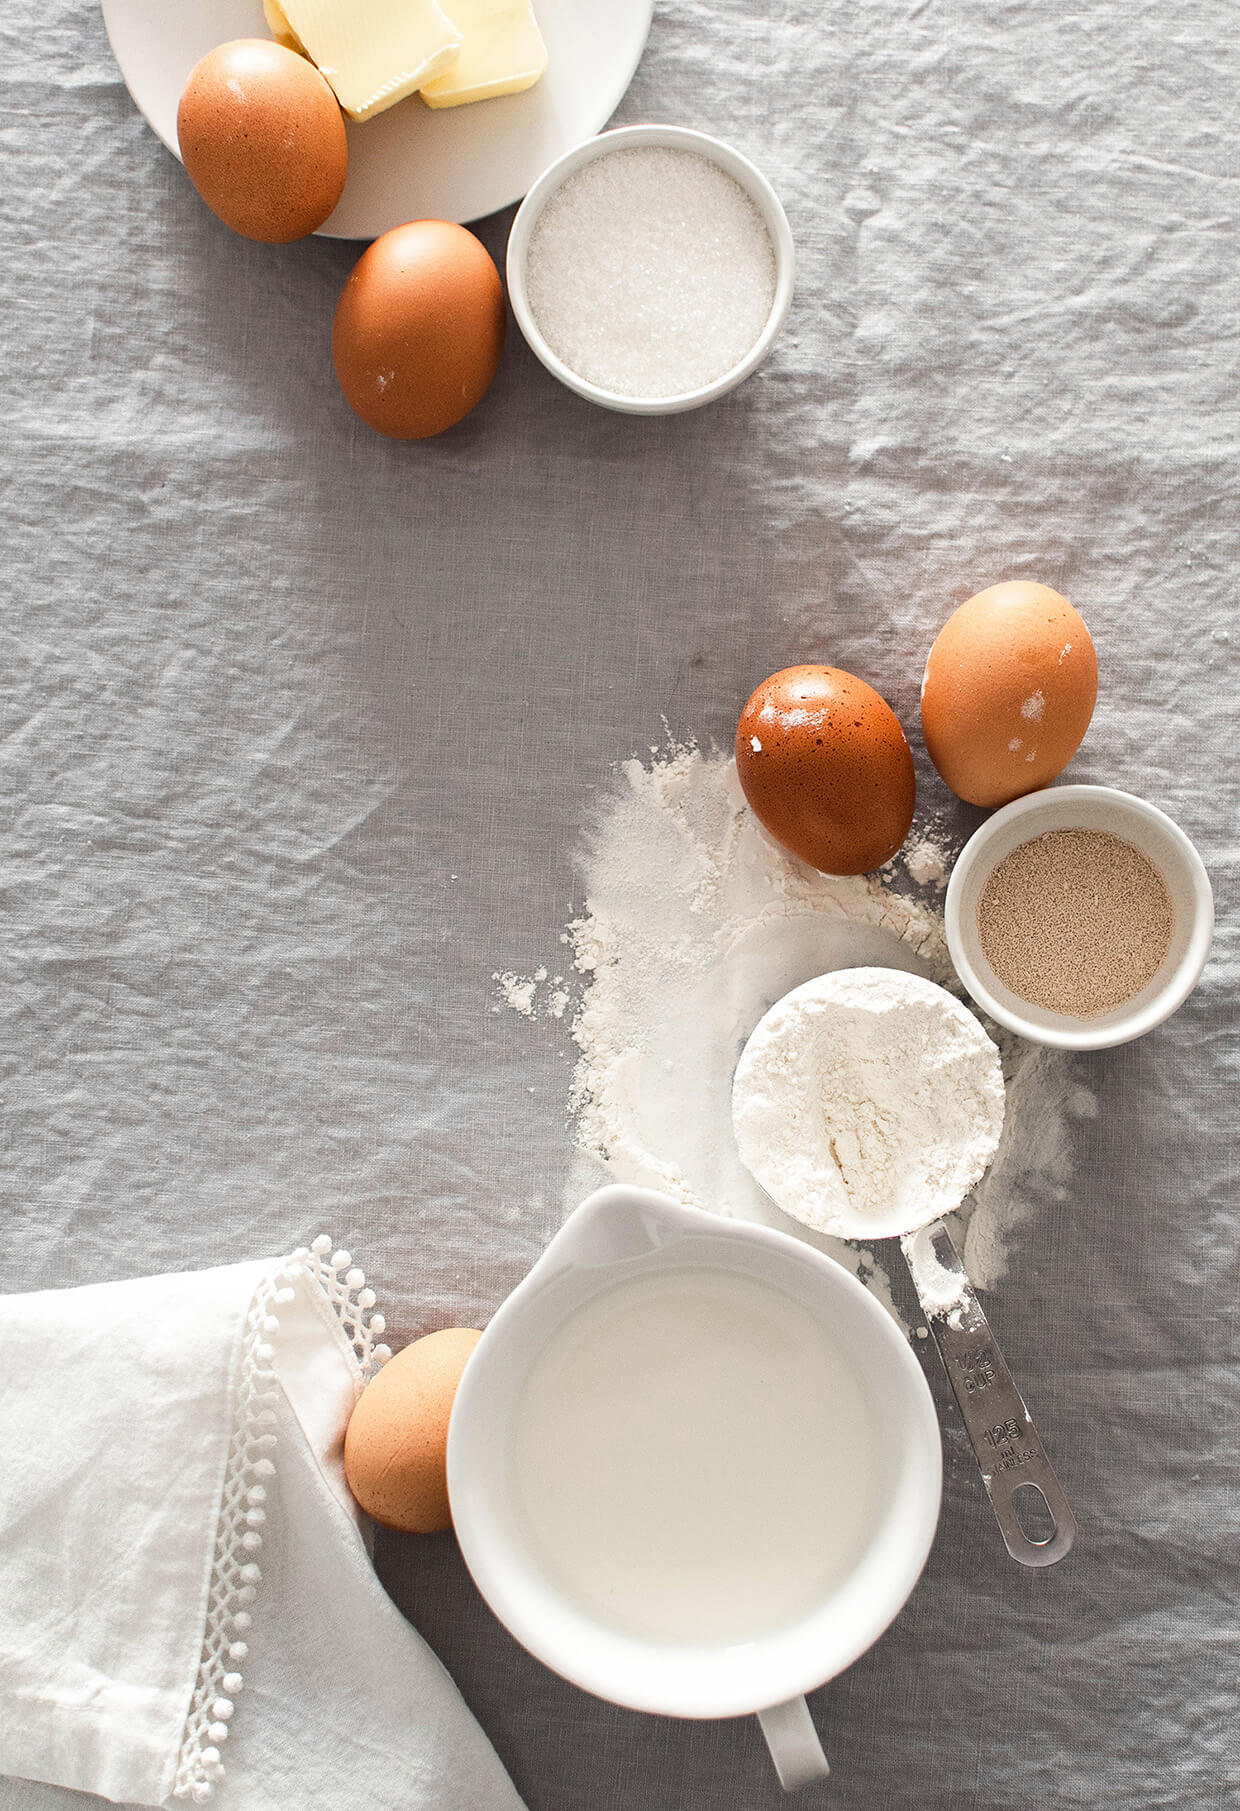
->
[736,666,916,875]
[177,40,348,243]
[332,221,506,439]
[921,581,1098,807]
[344,1327,482,1533]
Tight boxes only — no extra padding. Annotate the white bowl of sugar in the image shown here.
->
[506,124,795,414]
[945,784,1214,1051]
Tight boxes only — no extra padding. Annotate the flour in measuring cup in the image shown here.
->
[731,968,1006,1241]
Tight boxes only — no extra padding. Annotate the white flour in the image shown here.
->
[493,966,570,1021]
[902,1224,973,1325]
[493,968,543,1018]
[732,968,1006,1241]
[499,744,1094,1314]
[903,832,951,890]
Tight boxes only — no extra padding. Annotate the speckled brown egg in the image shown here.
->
[332,221,506,439]
[343,1327,482,1533]
[921,581,1098,807]
[736,666,916,875]
[177,39,348,243]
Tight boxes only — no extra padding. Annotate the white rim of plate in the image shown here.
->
[98,0,657,237]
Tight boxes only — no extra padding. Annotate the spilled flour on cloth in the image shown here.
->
[499,744,1095,1318]
[493,969,542,1018]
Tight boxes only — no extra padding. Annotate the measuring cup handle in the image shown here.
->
[903,1220,1077,1569]
[756,1696,830,1792]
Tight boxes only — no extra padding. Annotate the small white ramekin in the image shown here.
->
[945,784,1214,1051]
[506,124,795,416]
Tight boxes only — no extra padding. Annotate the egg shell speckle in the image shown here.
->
[735,665,916,876]
[343,1327,482,1533]
[332,221,506,440]
[920,581,1098,807]
[176,40,348,244]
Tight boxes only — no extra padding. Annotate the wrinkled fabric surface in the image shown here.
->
[1,0,1237,1807]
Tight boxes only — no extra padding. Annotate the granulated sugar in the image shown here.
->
[979,828,1174,1018]
[497,745,1095,1318]
[524,147,777,399]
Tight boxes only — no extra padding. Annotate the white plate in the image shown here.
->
[100,0,655,238]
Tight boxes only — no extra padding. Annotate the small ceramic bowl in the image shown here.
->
[945,784,1213,1050]
[506,124,795,416]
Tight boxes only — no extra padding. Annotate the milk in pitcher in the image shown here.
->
[509,1265,880,1647]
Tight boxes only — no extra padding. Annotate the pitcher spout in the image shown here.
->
[531,1184,715,1280]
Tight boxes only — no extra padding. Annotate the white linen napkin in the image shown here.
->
[0,1239,525,1811]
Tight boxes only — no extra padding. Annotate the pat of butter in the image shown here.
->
[262,0,462,120]
[420,0,547,109]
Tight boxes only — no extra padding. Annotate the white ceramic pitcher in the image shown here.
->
[447,1185,942,1791]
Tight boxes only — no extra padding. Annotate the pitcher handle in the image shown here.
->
[756,1696,829,1792]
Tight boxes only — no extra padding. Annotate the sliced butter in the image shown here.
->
[420,0,547,109]
[262,0,301,52]
[262,0,462,121]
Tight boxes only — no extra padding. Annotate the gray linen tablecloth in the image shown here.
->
[2,1,1237,1807]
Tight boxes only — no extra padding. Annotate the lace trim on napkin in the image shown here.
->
[172,1237,392,1803]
